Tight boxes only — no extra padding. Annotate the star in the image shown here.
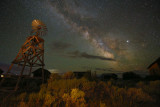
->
[126,40,130,43]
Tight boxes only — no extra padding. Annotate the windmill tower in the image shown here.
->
[0,20,47,91]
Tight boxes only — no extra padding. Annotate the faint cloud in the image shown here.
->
[50,41,72,51]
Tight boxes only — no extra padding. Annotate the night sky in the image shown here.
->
[0,0,160,74]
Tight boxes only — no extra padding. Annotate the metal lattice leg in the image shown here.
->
[15,62,26,91]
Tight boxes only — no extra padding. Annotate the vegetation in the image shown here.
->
[122,72,141,80]
[1,72,160,107]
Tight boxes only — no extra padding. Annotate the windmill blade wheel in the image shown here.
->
[31,20,48,36]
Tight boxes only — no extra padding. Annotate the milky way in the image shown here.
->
[0,0,160,73]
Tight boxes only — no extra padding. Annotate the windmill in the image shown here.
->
[0,20,47,91]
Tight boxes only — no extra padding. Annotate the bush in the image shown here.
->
[100,73,118,81]
[123,72,141,80]
[63,71,75,79]
[144,75,160,81]
[63,88,86,107]
[1,74,159,107]
[104,86,153,107]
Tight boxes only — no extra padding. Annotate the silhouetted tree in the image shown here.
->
[122,72,141,80]
[101,73,118,81]
[144,75,160,81]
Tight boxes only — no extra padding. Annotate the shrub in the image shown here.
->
[123,72,141,80]
[1,75,159,107]
[63,71,75,79]
[144,75,160,81]
[104,86,153,107]
[62,88,86,107]
[48,73,61,82]
[101,73,118,81]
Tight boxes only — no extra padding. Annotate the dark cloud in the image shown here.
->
[68,51,115,61]
[50,41,72,51]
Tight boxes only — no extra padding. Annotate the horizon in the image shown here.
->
[0,62,149,78]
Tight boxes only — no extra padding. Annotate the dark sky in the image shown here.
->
[0,0,160,74]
